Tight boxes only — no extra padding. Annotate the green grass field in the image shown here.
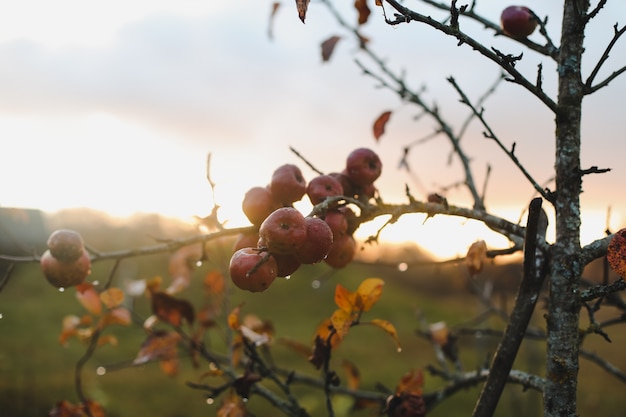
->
[2,225,626,416]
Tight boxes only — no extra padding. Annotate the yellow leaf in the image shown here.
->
[330,308,354,339]
[356,278,384,312]
[228,303,243,330]
[369,319,401,352]
[100,287,124,309]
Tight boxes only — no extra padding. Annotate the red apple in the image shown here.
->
[46,229,85,262]
[229,247,277,292]
[40,248,91,288]
[500,5,538,38]
[242,186,281,226]
[306,174,344,206]
[329,171,356,198]
[345,148,382,187]
[272,253,302,277]
[233,231,261,253]
[269,164,307,204]
[324,235,357,269]
[258,207,307,255]
[296,217,334,264]
[324,210,349,239]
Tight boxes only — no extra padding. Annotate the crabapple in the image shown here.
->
[229,247,277,292]
[324,234,356,269]
[40,248,91,288]
[323,210,349,238]
[46,229,85,262]
[328,171,356,198]
[272,253,302,277]
[258,207,307,255]
[345,148,382,187]
[500,5,538,38]
[296,217,334,264]
[269,164,307,205]
[306,174,344,206]
[242,186,281,226]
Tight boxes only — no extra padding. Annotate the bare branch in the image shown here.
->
[584,23,626,94]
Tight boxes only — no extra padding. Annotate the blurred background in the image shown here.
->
[1,1,626,416]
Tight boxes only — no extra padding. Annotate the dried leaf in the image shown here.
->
[296,0,311,23]
[321,35,341,62]
[342,360,360,390]
[354,0,371,25]
[204,270,226,297]
[312,318,342,350]
[428,321,449,346]
[159,357,179,377]
[607,228,626,277]
[465,240,487,276]
[134,330,181,365]
[356,278,384,312]
[76,283,102,316]
[100,287,124,309]
[228,303,244,330]
[97,334,118,347]
[99,307,132,328]
[151,292,195,327]
[369,318,401,351]
[396,369,424,396]
[217,390,248,417]
[268,2,281,40]
[278,337,313,357]
[373,110,392,141]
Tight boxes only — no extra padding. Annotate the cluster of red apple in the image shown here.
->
[229,148,383,292]
[500,5,538,38]
[40,229,92,288]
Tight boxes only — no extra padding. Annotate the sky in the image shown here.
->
[0,1,625,259]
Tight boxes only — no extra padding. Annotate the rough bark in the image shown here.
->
[545,1,589,416]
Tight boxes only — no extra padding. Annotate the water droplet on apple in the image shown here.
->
[96,366,107,376]
[58,287,65,292]
[242,397,249,403]
[206,398,214,405]
[284,275,291,280]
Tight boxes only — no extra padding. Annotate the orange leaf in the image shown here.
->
[97,334,119,347]
[99,307,132,328]
[204,270,226,297]
[321,35,341,62]
[342,359,361,390]
[278,337,313,358]
[369,318,401,351]
[100,287,124,309]
[134,330,181,365]
[356,278,384,312]
[313,318,342,350]
[334,283,356,313]
[373,110,392,141]
[228,303,243,330]
[76,283,102,316]
[159,357,180,377]
[295,0,310,23]
[217,390,248,417]
[396,369,424,396]
[607,228,626,277]
[428,321,449,346]
[151,292,195,327]
[354,0,371,25]
[465,240,487,275]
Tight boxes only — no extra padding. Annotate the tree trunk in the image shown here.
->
[545,1,588,416]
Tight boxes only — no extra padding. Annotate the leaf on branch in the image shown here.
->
[76,282,102,316]
[204,269,226,297]
[465,240,487,276]
[279,337,313,357]
[59,314,92,346]
[369,318,401,351]
[228,302,244,330]
[331,308,355,339]
[151,291,195,327]
[335,283,356,312]
[607,228,626,278]
[354,0,371,25]
[134,330,181,367]
[99,307,132,328]
[49,399,106,417]
[100,287,124,309]
[373,110,392,141]
[356,277,384,312]
[296,0,310,23]
[321,35,341,62]
[268,2,281,40]
[97,333,119,348]
[218,390,248,417]
[396,369,424,396]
